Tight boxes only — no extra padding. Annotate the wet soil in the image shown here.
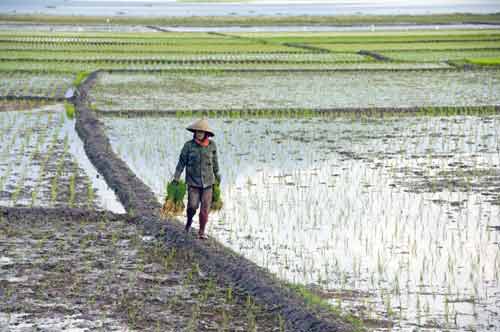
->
[0,100,55,112]
[0,208,285,332]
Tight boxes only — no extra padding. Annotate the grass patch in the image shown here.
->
[467,57,500,66]
[285,282,365,332]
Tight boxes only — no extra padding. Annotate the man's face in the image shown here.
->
[195,131,205,140]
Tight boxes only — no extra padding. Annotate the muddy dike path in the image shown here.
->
[65,70,355,331]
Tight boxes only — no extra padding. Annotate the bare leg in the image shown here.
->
[198,187,213,239]
[186,186,201,232]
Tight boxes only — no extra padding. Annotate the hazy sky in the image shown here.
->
[73,0,496,2]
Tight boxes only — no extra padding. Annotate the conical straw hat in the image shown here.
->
[186,119,215,137]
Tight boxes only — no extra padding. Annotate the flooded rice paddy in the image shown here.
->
[91,70,500,112]
[0,72,74,100]
[104,114,500,331]
[0,104,124,212]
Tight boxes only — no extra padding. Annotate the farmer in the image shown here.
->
[172,119,221,240]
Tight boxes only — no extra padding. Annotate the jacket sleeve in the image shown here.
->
[174,143,188,180]
[212,142,221,183]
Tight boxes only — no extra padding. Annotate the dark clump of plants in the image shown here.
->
[211,181,223,210]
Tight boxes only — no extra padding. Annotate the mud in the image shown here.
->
[0,206,125,223]
[0,208,285,332]
[75,71,355,331]
[0,100,55,112]
[0,95,67,102]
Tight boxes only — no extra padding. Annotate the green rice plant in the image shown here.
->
[160,179,187,217]
[68,163,77,208]
[278,315,286,332]
[211,181,223,210]
[64,101,75,119]
[226,286,233,304]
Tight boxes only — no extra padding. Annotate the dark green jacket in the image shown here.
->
[174,139,220,188]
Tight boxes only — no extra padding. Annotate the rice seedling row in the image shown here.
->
[1,61,457,74]
[0,50,368,63]
[103,114,500,331]
[0,32,231,42]
[229,30,500,44]
[0,36,255,46]
[0,104,123,212]
[0,41,302,54]
[307,41,500,53]
[88,70,500,112]
[380,49,500,62]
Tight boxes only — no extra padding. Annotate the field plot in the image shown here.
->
[0,50,372,73]
[0,50,368,63]
[0,213,284,331]
[381,50,500,62]
[0,34,299,54]
[0,71,73,99]
[230,30,500,43]
[301,41,500,53]
[0,61,454,73]
[0,104,123,212]
[103,115,500,331]
[231,30,500,63]
[89,70,500,111]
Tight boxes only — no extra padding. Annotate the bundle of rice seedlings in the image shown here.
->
[211,182,223,211]
[160,180,187,218]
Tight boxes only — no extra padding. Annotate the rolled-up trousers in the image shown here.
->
[186,185,212,235]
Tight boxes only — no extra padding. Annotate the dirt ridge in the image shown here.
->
[0,206,126,223]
